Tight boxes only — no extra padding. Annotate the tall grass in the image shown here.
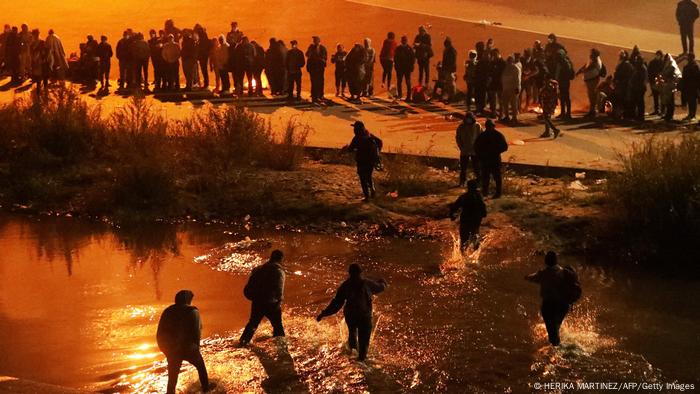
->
[0,87,309,219]
[607,136,700,262]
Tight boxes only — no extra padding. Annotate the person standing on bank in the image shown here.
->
[677,0,700,55]
[450,179,487,252]
[576,48,604,117]
[286,40,305,100]
[526,251,582,346]
[380,32,397,92]
[96,35,112,90]
[413,25,433,87]
[316,263,387,362]
[239,250,286,346]
[456,111,482,187]
[306,36,328,103]
[681,52,700,121]
[156,290,209,394]
[394,35,415,102]
[539,78,561,138]
[344,121,383,202]
[474,119,508,198]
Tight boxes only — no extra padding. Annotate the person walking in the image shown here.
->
[539,78,561,138]
[500,55,522,123]
[344,121,382,201]
[156,290,209,394]
[331,44,347,97]
[286,40,305,100]
[456,111,482,187]
[306,36,328,103]
[474,119,508,198]
[526,252,582,346]
[394,35,415,101]
[677,0,700,55]
[413,25,433,86]
[380,32,397,92]
[449,179,487,252]
[239,250,286,346]
[316,264,387,362]
[96,35,112,90]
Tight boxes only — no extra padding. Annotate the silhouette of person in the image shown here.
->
[474,119,508,198]
[344,121,383,202]
[449,179,487,252]
[316,264,387,361]
[156,290,209,394]
[239,250,286,346]
[525,252,570,346]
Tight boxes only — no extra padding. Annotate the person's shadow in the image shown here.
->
[249,337,310,393]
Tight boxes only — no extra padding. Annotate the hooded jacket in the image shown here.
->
[456,115,482,155]
[318,276,386,320]
[243,260,285,304]
[156,303,202,357]
[474,125,508,165]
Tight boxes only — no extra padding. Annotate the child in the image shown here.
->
[331,44,347,97]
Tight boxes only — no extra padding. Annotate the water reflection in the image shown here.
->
[0,215,698,392]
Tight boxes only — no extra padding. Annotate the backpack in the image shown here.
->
[599,64,608,78]
[560,266,582,304]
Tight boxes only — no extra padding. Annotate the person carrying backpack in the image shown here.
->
[344,121,382,201]
[316,263,387,361]
[525,251,582,346]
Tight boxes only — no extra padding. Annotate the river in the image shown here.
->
[0,215,697,393]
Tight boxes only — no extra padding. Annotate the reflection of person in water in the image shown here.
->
[316,264,387,361]
[156,290,209,394]
[239,250,286,346]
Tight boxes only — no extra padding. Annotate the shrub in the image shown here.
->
[607,136,700,261]
[266,118,310,171]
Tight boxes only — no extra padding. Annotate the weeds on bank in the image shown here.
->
[381,145,451,197]
[607,136,700,264]
[0,87,310,219]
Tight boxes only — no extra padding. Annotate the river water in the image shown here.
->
[0,215,698,393]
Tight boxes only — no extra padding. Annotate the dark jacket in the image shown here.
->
[474,127,508,165]
[116,37,130,61]
[252,42,266,73]
[526,265,566,303]
[413,32,433,60]
[449,190,487,225]
[394,44,415,72]
[331,50,347,73]
[614,60,634,93]
[442,45,458,74]
[286,47,305,74]
[319,276,386,320]
[181,36,197,60]
[682,60,700,94]
[648,57,664,82]
[96,42,112,62]
[348,133,382,167]
[233,41,255,71]
[306,43,328,73]
[243,260,285,304]
[156,304,202,357]
[677,0,700,25]
[488,57,506,91]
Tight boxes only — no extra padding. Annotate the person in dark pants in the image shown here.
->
[331,44,347,97]
[648,50,665,115]
[380,32,397,91]
[344,121,383,201]
[474,42,490,115]
[148,30,163,91]
[316,264,387,362]
[96,35,112,90]
[456,111,482,186]
[449,179,487,252]
[682,52,700,120]
[131,33,150,91]
[194,24,210,90]
[239,250,286,346]
[539,78,561,138]
[286,40,305,100]
[306,36,328,103]
[677,0,700,55]
[394,35,415,101]
[630,55,648,121]
[156,290,209,394]
[251,40,266,96]
[526,252,571,346]
[554,50,573,120]
[474,119,508,198]
[115,30,131,90]
[413,25,432,86]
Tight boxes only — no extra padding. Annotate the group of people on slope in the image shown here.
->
[157,251,387,393]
